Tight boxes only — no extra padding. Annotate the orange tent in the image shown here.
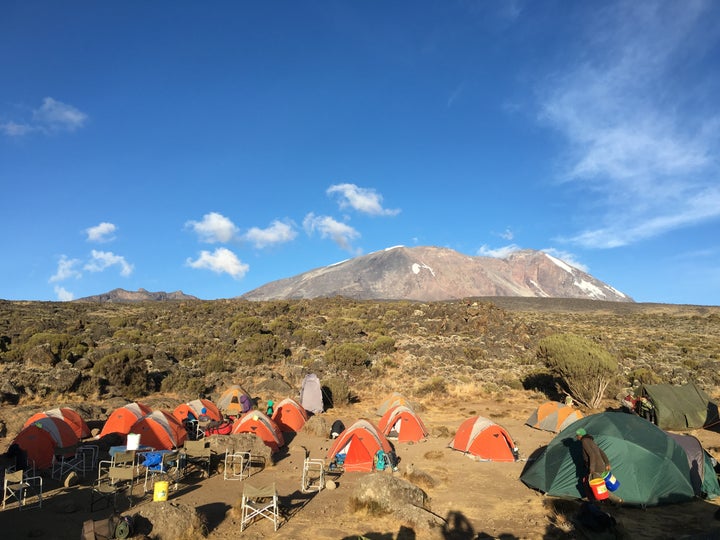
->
[130,410,187,450]
[11,424,57,470]
[271,398,308,432]
[451,416,518,462]
[100,402,153,437]
[525,401,584,433]
[172,398,223,424]
[326,419,393,472]
[231,411,284,453]
[217,385,253,416]
[378,405,429,443]
[24,407,91,439]
[13,416,79,469]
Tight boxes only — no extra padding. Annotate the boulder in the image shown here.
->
[130,501,206,539]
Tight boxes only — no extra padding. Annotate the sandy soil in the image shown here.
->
[2,392,720,539]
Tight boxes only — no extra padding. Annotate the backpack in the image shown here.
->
[374,450,386,471]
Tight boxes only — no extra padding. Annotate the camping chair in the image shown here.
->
[301,458,325,493]
[224,449,252,480]
[143,451,183,494]
[2,469,43,510]
[240,482,280,531]
[183,440,212,477]
[52,444,86,480]
[90,462,136,512]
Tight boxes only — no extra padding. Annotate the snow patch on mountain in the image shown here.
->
[411,262,435,276]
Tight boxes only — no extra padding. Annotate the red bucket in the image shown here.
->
[589,477,609,500]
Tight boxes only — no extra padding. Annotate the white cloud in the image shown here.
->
[1,97,87,136]
[303,213,361,253]
[54,286,74,302]
[244,220,297,249]
[327,183,400,216]
[539,1,720,248]
[0,121,34,136]
[186,247,249,279]
[33,97,87,132]
[85,222,117,243]
[84,250,134,276]
[186,212,239,243]
[499,228,514,241]
[49,255,82,283]
[477,244,522,258]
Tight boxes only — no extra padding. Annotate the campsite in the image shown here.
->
[1,297,720,538]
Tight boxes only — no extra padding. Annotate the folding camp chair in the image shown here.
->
[52,444,86,480]
[224,449,251,480]
[90,463,137,512]
[2,469,43,510]
[301,458,325,493]
[183,440,212,477]
[143,451,183,493]
[240,482,280,531]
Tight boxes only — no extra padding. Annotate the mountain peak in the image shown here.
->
[240,246,632,302]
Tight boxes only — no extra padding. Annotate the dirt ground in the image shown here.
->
[3,391,720,539]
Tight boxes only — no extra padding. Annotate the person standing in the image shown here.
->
[576,428,622,503]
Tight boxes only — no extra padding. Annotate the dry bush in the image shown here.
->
[402,466,437,490]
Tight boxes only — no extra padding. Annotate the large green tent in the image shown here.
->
[639,382,719,430]
[520,412,696,506]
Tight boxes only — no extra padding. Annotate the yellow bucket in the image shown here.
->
[153,480,169,502]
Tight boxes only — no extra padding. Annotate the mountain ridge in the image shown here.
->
[239,246,633,302]
[75,288,198,303]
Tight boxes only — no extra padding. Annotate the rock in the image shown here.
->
[130,501,206,540]
[326,480,337,490]
[352,473,442,529]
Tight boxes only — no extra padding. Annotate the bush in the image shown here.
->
[537,334,617,408]
[323,377,351,408]
[371,336,396,354]
[93,348,148,396]
[325,343,370,371]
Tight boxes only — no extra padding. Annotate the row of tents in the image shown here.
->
[10,384,720,509]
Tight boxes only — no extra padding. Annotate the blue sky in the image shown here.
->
[2,1,719,305]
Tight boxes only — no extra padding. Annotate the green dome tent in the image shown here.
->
[520,412,696,506]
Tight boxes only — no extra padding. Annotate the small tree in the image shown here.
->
[537,334,617,408]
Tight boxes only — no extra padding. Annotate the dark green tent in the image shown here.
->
[640,382,718,430]
[520,412,696,506]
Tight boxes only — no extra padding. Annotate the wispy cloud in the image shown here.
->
[49,255,82,283]
[539,1,720,248]
[186,212,239,243]
[327,183,400,216]
[477,244,522,258]
[1,97,88,136]
[85,222,117,243]
[54,286,74,302]
[244,220,297,249]
[303,212,361,253]
[84,250,134,276]
[186,247,249,279]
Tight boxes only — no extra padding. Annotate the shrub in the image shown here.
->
[371,336,396,354]
[235,334,285,365]
[537,334,618,408]
[325,343,369,371]
[322,377,351,408]
[93,348,148,396]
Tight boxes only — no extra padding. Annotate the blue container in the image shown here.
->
[603,471,620,491]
